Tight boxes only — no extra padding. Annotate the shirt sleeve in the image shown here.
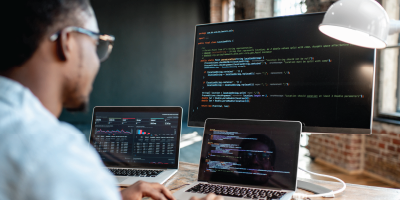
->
[18,125,122,200]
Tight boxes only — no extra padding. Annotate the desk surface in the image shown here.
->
[164,162,400,200]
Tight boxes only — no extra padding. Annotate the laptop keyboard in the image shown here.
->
[109,169,163,177]
[185,184,286,199]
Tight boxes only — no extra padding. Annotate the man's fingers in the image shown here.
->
[189,193,223,200]
[156,183,176,200]
[139,183,168,200]
[147,182,175,200]
[214,195,224,200]
[142,186,168,200]
[141,182,175,200]
[204,193,217,200]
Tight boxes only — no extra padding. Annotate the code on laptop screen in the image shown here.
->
[198,119,301,191]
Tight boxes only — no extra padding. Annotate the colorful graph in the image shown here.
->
[137,129,151,135]
[96,129,132,134]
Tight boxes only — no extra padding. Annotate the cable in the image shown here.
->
[292,167,346,199]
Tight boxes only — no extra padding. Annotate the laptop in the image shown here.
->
[89,106,182,186]
[174,119,301,200]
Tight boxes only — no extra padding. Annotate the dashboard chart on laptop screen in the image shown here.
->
[91,111,180,166]
[188,13,375,133]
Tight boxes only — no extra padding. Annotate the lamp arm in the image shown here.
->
[389,19,400,35]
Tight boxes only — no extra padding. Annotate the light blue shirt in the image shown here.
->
[0,76,121,200]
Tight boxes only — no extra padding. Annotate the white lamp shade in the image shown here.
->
[319,0,390,49]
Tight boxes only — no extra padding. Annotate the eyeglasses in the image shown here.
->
[242,152,271,162]
[50,26,115,62]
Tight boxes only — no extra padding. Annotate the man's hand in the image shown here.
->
[190,193,224,200]
[121,180,175,200]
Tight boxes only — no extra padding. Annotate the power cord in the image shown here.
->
[292,167,346,199]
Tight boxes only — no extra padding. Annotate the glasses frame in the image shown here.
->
[50,26,115,62]
[242,152,271,162]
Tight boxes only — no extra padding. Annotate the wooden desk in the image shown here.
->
[164,162,400,200]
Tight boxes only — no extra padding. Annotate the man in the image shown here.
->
[0,1,222,200]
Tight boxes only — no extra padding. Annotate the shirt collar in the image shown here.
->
[0,76,57,122]
[0,76,30,107]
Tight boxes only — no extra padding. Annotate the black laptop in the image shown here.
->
[173,119,301,200]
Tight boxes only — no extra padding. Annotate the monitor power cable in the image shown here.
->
[292,167,346,199]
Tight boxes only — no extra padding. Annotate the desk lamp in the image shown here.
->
[294,0,400,197]
[319,0,400,49]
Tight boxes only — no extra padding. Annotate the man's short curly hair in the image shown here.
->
[2,0,91,71]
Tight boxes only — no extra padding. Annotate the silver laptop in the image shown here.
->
[89,106,182,186]
[174,119,301,200]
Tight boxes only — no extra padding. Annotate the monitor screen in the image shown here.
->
[198,119,301,191]
[90,107,182,169]
[188,13,375,134]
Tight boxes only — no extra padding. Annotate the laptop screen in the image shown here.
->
[198,119,301,191]
[90,107,182,169]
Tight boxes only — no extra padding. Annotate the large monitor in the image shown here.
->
[188,13,375,134]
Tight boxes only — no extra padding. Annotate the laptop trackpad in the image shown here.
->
[116,177,129,183]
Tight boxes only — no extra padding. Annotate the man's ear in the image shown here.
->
[56,29,71,61]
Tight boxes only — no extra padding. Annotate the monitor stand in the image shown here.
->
[297,180,334,198]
